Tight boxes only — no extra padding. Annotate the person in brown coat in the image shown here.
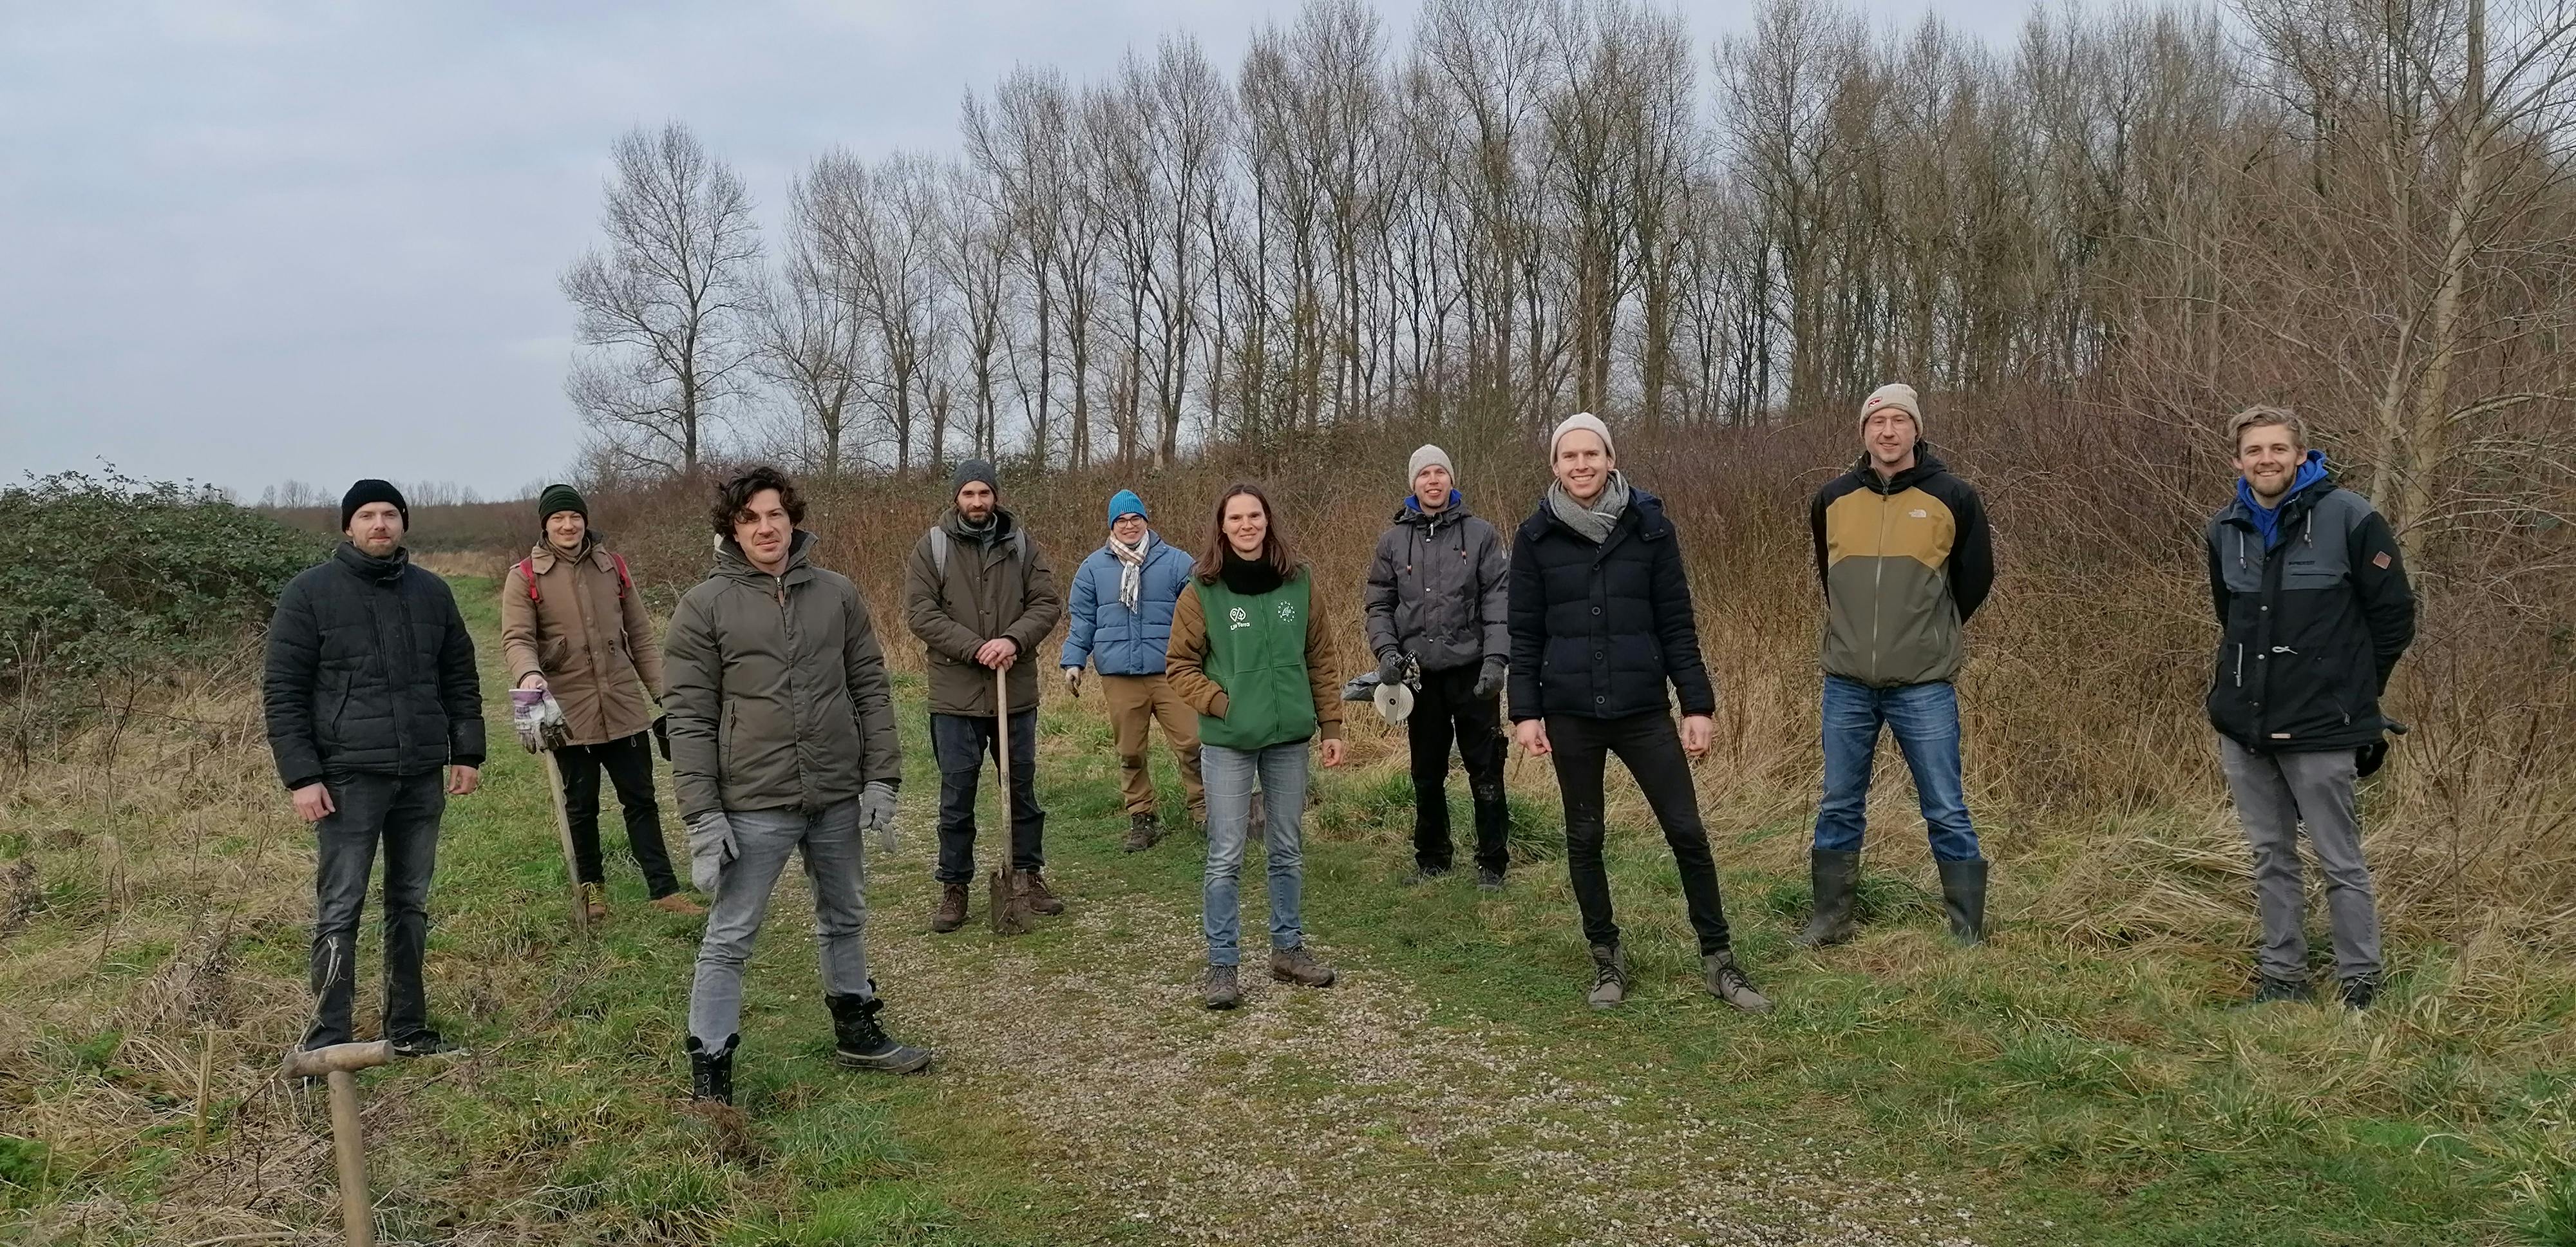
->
[903,459,1066,932]
[501,484,701,919]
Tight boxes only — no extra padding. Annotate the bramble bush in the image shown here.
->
[0,470,327,770]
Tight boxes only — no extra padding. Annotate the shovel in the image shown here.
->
[539,750,593,937]
[280,1040,395,1246]
[988,665,1035,936]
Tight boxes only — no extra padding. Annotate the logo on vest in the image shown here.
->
[1277,601,1297,622]
[1227,605,1251,631]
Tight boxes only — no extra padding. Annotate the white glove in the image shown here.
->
[509,688,570,754]
[687,811,737,893]
[1063,666,1083,696]
[857,781,900,852]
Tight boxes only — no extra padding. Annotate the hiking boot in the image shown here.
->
[1794,848,1860,947]
[1476,867,1506,892]
[1703,952,1774,1014]
[1401,865,1452,886]
[2338,976,2380,1011]
[650,892,706,917]
[687,1033,737,1104]
[1937,857,1989,945]
[2236,975,2311,1008]
[1203,964,1241,1010]
[1269,946,1336,987]
[1587,944,1627,1009]
[931,882,969,933]
[388,1031,462,1058]
[825,992,933,1074]
[1124,813,1162,852]
[1015,870,1065,917]
[581,881,610,924]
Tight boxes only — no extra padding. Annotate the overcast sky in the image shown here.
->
[2,0,2068,501]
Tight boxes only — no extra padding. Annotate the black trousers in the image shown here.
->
[556,730,681,897]
[1544,711,1733,955]
[1408,663,1510,873]
[931,710,1044,884]
[308,770,444,1049]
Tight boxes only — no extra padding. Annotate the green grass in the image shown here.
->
[1,571,2566,1244]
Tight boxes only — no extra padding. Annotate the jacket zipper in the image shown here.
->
[1868,490,1891,680]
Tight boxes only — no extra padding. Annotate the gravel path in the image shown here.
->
[867,867,1992,1247]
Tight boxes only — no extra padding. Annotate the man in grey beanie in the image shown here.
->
[1365,444,1512,888]
[904,458,1065,931]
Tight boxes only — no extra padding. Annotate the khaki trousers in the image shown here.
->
[1100,672,1206,820]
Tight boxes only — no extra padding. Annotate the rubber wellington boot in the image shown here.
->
[825,992,932,1074]
[1795,848,1861,947]
[1937,857,1989,945]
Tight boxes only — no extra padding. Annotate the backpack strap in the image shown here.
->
[929,529,949,578]
[609,552,632,602]
[516,558,540,604]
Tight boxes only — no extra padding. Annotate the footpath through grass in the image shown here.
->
[1,571,2568,1245]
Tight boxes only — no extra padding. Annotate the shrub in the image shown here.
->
[0,470,328,770]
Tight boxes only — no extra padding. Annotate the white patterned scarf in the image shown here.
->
[1107,532,1150,612]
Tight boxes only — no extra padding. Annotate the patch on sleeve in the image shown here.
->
[2372,551,2393,569]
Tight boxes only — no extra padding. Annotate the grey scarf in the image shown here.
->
[1546,471,1631,544]
[1106,532,1150,612]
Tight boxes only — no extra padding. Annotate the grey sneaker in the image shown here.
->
[1587,944,1627,1009]
[1269,946,1336,987]
[1703,952,1774,1014]
[1203,964,1241,1010]
[2338,975,2381,1011]
[1475,867,1505,891]
[1401,865,1452,886]
[2234,975,2312,1009]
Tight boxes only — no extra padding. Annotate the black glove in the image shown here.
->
[1472,656,1506,700]
[1376,650,1406,687]
[2356,739,2389,778]
[650,714,670,761]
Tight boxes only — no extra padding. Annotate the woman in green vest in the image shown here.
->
[1165,483,1346,1010]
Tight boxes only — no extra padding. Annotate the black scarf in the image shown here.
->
[1218,548,1285,595]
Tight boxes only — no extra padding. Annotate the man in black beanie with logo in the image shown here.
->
[263,479,484,1054]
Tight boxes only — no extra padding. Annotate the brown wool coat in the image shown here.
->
[902,507,1065,718]
[499,540,665,747]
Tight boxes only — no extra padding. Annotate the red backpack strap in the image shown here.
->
[516,558,540,604]
[610,553,632,601]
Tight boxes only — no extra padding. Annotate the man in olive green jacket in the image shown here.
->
[904,460,1066,931]
[666,467,924,1103]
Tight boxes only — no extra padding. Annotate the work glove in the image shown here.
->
[687,811,737,894]
[1063,666,1083,697]
[1376,650,1407,688]
[650,714,669,760]
[1472,655,1507,701]
[510,688,570,753]
[857,780,900,852]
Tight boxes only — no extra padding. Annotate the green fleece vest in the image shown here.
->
[1190,571,1317,752]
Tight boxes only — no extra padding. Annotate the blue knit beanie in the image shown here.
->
[1106,489,1147,526]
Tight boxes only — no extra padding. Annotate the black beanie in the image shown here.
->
[952,459,998,497]
[538,482,587,522]
[341,479,409,530]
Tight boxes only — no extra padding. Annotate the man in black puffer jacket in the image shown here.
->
[2207,408,2414,1011]
[1508,414,1770,1015]
[263,480,484,1054]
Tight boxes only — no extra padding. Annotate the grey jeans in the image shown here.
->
[688,799,871,1045]
[2219,738,2382,984]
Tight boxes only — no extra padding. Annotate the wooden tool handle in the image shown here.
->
[280,1040,394,1080]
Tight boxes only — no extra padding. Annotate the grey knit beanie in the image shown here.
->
[1407,444,1454,493]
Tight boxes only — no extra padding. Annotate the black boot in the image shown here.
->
[825,991,933,1074]
[687,1034,737,1105]
[1937,857,1988,944]
[1795,848,1861,947]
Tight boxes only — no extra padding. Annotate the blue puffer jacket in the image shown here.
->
[1062,535,1197,676]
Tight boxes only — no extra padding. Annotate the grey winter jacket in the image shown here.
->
[1363,493,1509,674]
[662,531,902,822]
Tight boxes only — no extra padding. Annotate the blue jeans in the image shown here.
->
[1201,740,1311,966]
[1813,676,1980,862]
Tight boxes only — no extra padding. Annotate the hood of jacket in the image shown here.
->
[940,504,1018,546]
[1843,444,1953,496]
[1396,491,1470,524]
[712,528,818,584]
[332,540,412,584]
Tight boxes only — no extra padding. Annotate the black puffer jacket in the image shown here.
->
[2206,473,2414,753]
[264,542,486,790]
[1506,488,1715,723]
[1363,493,1509,674]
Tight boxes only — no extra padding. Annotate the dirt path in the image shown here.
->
[864,866,1990,1247]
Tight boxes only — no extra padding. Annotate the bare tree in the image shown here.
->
[561,122,762,475]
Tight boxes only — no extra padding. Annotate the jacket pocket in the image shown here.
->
[718,701,737,774]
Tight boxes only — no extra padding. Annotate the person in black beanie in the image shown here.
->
[264,479,484,1054]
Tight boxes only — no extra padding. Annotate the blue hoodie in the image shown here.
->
[2237,450,2329,549]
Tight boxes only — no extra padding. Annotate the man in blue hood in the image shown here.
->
[2206,407,2415,1011]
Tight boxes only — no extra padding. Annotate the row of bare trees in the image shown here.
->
[560,0,2575,549]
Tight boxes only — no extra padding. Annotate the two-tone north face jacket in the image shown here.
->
[1809,448,1994,689]
[2205,467,2414,754]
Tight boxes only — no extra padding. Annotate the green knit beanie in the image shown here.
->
[538,482,587,522]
